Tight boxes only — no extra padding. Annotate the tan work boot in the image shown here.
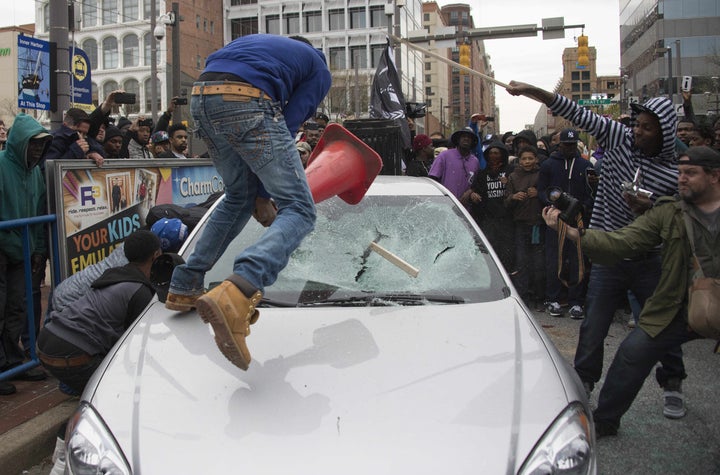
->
[165,291,203,311]
[196,280,261,370]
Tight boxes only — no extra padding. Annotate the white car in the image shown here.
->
[65,176,595,474]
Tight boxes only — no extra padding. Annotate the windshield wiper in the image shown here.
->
[303,293,465,307]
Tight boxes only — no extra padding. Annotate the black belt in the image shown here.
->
[623,250,661,262]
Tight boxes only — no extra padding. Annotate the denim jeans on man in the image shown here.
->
[574,256,686,389]
[169,84,316,296]
[593,312,696,428]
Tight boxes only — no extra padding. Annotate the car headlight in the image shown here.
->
[519,402,596,475]
[65,402,131,475]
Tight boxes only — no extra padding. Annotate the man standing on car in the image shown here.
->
[164,34,331,371]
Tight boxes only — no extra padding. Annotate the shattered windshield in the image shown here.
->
[195,194,506,306]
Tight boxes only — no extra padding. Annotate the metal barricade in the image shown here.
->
[0,214,60,381]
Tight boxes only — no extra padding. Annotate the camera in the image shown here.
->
[114,92,136,104]
[153,25,166,41]
[546,186,584,224]
[139,118,153,128]
[173,97,188,105]
[406,102,426,119]
[621,168,653,198]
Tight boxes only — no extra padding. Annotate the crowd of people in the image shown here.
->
[0,33,718,451]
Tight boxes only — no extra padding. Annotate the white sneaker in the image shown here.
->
[49,436,66,475]
[569,305,585,320]
[545,301,563,317]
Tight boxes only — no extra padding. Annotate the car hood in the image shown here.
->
[87,298,578,474]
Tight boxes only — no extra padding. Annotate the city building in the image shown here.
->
[620,0,720,118]
[33,0,223,122]
[226,0,425,126]
[0,24,36,126]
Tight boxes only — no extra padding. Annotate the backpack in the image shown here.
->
[145,191,223,232]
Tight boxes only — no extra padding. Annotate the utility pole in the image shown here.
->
[171,2,181,125]
[150,0,158,122]
[49,0,71,129]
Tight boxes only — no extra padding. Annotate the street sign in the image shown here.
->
[578,98,612,106]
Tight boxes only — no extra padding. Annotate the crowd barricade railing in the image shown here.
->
[0,214,60,381]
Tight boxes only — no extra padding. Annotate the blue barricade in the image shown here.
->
[0,214,60,381]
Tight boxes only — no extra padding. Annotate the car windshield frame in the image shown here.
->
[182,193,508,306]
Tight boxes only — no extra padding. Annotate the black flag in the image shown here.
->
[369,43,411,149]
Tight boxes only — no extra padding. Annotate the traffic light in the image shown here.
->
[459,44,471,72]
[577,34,589,67]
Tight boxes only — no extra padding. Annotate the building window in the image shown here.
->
[571,71,579,80]
[328,9,344,30]
[350,46,366,69]
[123,79,140,114]
[425,74,431,82]
[582,71,590,80]
[143,32,152,66]
[43,4,50,32]
[370,6,387,27]
[103,80,119,101]
[123,34,139,67]
[305,11,322,32]
[144,77,161,112]
[102,36,118,69]
[231,0,258,4]
[425,62,431,70]
[210,21,214,34]
[425,86,432,95]
[424,13,430,22]
[284,13,300,35]
[571,83,580,92]
[82,0,97,28]
[196,55,202,69]
[350,8,366,29]
[143,0,160,20]
[123,0,139,21]
[572,94,580,102]
[204,19,207,31]
[196,15,201,28]
[329,47,346,70]
[103,0,117,25]
[82,38,98,70]
[607,81,616,89]
[371,44,384,68]
[231,18,258,39]
[582,82,591,92]
[449,11,458,24]
[266,15,280,34]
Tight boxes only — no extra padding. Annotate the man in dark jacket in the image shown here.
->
[37,230,161,393]
[464,140,515,272]
[0,114,52,395]
[536,129,595,319]
[45,108,105,167]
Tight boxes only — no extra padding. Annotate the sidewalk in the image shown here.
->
[0,376,77,475]
[0,274,78,475]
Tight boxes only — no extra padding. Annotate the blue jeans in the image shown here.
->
[574,257,686,387]
[169,84,316,295]
[594,313,696,427]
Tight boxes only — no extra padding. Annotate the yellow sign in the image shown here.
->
[72,54,87,81]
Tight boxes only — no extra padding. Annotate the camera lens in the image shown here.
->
[547,188,562,202]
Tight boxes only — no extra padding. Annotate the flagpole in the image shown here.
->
[390,35,510,89]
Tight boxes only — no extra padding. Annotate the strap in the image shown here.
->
[556,216,585,288]
[681,204,705,278]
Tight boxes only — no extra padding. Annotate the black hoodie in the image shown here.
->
[467,140,515,221]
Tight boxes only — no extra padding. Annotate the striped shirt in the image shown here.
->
[549,95,678,231]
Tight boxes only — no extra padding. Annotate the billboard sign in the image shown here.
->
[17,35,51,110]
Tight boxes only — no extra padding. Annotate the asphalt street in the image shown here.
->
[22,307,720,475]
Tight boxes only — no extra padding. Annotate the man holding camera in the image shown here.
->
[506,81,686,419]
[536,128,595,319]
[120,116,153,159]
[542,146,720,437]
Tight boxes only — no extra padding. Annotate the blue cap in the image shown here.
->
[150,218,188,252]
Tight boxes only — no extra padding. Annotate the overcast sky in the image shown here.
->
[465,0,621,132]
[5,0,620,132]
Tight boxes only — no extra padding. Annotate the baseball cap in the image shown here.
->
[679,145,720,169]
[151,130,170,144]
[412,134,433,151]
[559,129,579,143]
[150,218,188,252]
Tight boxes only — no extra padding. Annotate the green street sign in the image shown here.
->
[578,98,612,106]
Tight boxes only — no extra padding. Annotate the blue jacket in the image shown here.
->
[0,114,48,263]
[203,34,332,135]
[536,149,595,220]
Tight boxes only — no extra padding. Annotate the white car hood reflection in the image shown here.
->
[90,298,571,474]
